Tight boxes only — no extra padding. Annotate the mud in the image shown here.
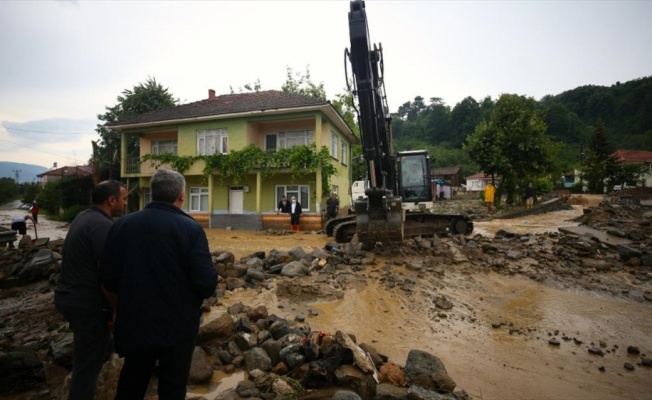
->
[1,194,650,400]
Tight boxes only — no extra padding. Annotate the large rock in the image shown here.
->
[617,244,642,260]
[406,384,456,399]
[198,312,235,343]
[188,346,213,384]
[280,261,308,277]
[404,350,447,388]
[243,347,272,372]
[19,249,53,280]
[376,382,409,399]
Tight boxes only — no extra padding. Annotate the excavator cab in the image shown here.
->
[397,150,434,211]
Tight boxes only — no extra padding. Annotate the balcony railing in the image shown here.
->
[125,157,172,175]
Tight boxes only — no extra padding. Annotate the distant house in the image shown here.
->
[611,149,652,187]
[464,172,498,192]
[36,165,92,188]
[431,166,462,188]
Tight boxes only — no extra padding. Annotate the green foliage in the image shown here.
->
[463,94,562,205]
[96,77,177,180]
[20,182,39,204]
[142,153,198,174]
[37,181,61,215]
[59,205,87,223]
[230,79,262,94]
[144,144,337,195]
[581,119,620,193]
[0,177,17,204]
[281,66,327,100]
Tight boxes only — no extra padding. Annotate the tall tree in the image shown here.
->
[582,119,619,193]
[281,66,326,100]
[96,77,177,180]
[463,94,561,204]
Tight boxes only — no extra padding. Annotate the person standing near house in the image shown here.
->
[54,180,127,400]
[484,181,496,215]
[99,169,217,400]
[277,195,290,214]
[524,183,535,209]
[29,200,39,223]
[325,192,339,220]
[289,195,302,231]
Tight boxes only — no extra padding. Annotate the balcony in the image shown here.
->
[125,157,172,176]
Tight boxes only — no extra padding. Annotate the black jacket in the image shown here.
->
[277,200,290,213]
[99,202,217,351]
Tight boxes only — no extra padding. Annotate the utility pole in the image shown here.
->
[12,169,22,184]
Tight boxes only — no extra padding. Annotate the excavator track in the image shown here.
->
[324,215,356,237]
[327,212,473,244]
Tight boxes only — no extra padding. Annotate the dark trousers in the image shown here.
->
[59,310,111,400]
[115,338,196,400]
[290,214,300,226]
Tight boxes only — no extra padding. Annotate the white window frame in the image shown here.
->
[266,130,314,150]
[197,129,228,156]
[341,142,348,165]
[330,131,339,159]
[152,140,177,155]
[189,187,209,212]
[275,185,310,210]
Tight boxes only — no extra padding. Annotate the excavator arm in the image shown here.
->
[347,0,403,248]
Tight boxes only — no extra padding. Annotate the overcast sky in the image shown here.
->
[1,0,650,171]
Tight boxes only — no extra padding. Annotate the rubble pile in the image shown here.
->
[1,190,650,399]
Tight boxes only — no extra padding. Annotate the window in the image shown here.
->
[330,131,339,159]
[197,129,228,155]
[266,130,314,150]
[152,140,177,155]
[332,185,338,195]
[276,185,309,210]
[341,143,348,165]
[189,187,209,212]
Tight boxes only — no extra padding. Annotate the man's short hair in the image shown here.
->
[151,169,185,203]
[92,180,125,205]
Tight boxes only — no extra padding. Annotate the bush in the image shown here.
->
[59,205,86,223]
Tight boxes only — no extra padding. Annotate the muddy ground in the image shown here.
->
[1,193,651,400]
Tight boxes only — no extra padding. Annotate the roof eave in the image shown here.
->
[108,104,359,145]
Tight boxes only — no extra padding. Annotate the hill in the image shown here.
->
[0,162,48,184]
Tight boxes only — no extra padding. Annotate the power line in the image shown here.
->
[0,138,88,163]
[4,127,95,135]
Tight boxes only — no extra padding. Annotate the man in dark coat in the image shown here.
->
[100,169,217,400]
[325,192,339,220]
[55,180,127,399]
[289,195,302,232]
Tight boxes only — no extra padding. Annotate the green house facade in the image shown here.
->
[109,90,358,230]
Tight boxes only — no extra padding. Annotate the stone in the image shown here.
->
[376,382,409,399]
[617,244,642,261]
[198,312,235,343]
[404,349,447,387]
[332,390,363,400]
[281,261,308,277]
[378,362,408,386]
[407,384,457,399]
[188,346,213,384]
[19,249,53,280]
[243,347,272,372]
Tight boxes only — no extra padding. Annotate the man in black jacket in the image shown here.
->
[100,169,217,400]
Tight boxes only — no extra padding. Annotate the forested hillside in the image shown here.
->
[391,76,652,176]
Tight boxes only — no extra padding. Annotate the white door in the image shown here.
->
[229,190,244,214]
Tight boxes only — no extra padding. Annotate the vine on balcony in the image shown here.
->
[141,144,336,191]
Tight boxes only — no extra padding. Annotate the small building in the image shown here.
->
[431,166,462,188]
[36,165,92,188]
[611,149,652,187]
[464,172,497,192]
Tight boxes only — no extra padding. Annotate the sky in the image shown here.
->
[1,0,651,171]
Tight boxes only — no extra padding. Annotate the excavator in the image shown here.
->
[325,0,473,249]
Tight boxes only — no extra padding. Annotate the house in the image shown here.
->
[464,172,497,192]
[36,165,92,188]
[611,149,652,187]
[108,90,358,230]
[431,166,462,188]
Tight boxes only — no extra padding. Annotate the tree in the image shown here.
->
[451,97,483,148]
[281,66,326,100]
[582,119,618,193]
[463,94,562,205]
[96,77,177,180]
[0,177,17,205]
